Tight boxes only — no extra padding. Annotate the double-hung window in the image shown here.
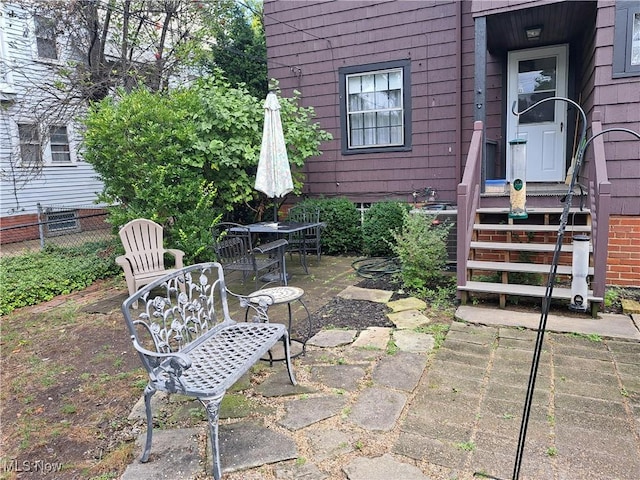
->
[34,14,58,60]
[613,1,640,77]
[50,126,71,163]
[18,124,42,165]
[339,60,411,154]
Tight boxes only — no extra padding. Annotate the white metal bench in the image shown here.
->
[121,262,296,480]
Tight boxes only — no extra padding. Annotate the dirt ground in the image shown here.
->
[1,273,637,480]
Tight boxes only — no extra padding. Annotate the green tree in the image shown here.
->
[82,74,331,261]
[202,1,268,99]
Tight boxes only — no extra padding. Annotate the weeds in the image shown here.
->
[569,332,602,342]
[455,441,476,452]
[414,323,450,349]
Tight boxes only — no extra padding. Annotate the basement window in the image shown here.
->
[45,210,79,235]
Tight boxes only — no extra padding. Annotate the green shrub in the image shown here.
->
[362,201,411,257]
[392,211,451,293]
[293,198,362,254]
[82,74,331,263]
[0,240,121,315]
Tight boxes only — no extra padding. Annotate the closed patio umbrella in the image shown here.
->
[255,92,293,220]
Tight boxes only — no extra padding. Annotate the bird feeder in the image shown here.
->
[570,235,590,312]
[509,138,528,219]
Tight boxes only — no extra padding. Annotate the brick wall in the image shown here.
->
[607,216,640,287]
[0,213,39,244]
[0,209,110,245]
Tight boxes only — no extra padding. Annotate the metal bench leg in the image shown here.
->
[203,393,225,480]
[281,332,297,386]
[140,384,156,463]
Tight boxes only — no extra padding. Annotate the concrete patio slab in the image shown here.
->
[274,461,328,480]
[310,364,367,391]
[456,305,640,340]
[307,329,358,347]
[387,309,431,329]
[305,429,354,461]
[254,368,315,398]
[121,428,202,480]
[337,285,393,303]
[217,420,297,474]
[349,387,406,431]
[343,453,430,480]
[351,326,392,349]
[278,395,348,430]
[372,351,427,391]
[392,330,435,353]
[387,297,427,312]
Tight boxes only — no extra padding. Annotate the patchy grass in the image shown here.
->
[0,282,146,480]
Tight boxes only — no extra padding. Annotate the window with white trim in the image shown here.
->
[50,126,71,163]
[18,124,42,165]
[613,2,640,77]
[0,11,14,91]
[18,123,74,165]
[34,14,58,60]
[339,60,411,154]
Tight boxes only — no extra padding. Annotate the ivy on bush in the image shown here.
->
[362,201,411,257]
[0,241,121,315]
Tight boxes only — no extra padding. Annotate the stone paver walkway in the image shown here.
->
[120,268,640,480]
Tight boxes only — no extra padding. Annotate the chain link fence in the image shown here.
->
[0,203,114,257]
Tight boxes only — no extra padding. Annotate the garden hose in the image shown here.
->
[351,257,401,279]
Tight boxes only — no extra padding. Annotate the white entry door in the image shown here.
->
[507,45,568,182]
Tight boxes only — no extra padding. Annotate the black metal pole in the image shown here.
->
[508,98,640,480]
[510,97,586,480]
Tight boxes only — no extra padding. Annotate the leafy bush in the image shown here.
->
[0,241,121,315]
[392,211,452,293]
[82,74,331,262]
[292,198,363,254]
[362,201,411,257]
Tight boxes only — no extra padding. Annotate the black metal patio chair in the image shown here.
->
[286,206,323,273]
[211,222,287,288]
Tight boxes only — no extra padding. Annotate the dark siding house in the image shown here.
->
[264,0,640,312]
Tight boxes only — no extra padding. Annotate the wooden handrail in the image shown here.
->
[589,119,611,301]
[456,121,483,291]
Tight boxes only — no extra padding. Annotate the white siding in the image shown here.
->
[0,3,104,217]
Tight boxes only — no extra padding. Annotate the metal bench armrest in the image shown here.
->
[132,336,192,376]
[226,288,274,323]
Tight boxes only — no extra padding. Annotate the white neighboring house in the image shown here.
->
[0,3,105,242]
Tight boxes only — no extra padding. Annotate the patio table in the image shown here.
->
[233,221,325,274]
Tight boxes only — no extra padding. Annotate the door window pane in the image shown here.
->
[517,57,556,124]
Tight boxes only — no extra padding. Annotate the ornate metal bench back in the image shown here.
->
[122,263,233,369]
